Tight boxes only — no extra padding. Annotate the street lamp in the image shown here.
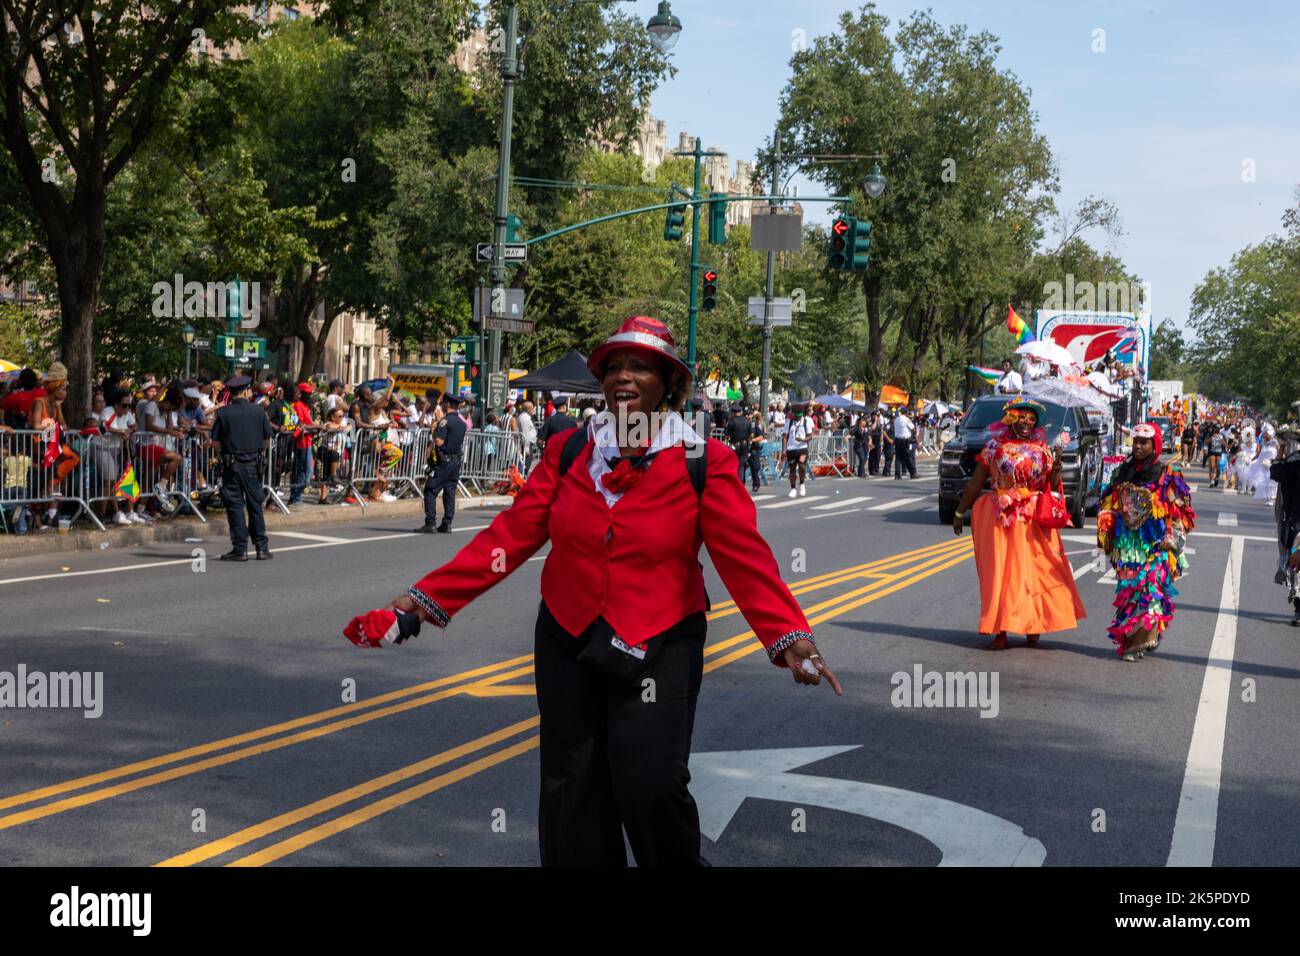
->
[646,1,682,52]
[183,323,196,379]
[863,162,887,199]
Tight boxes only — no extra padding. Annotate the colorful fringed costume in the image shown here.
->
[969,422,1086,635]
[1096,463,1196,654]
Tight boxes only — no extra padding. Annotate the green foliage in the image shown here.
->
[1189,197,1300,414]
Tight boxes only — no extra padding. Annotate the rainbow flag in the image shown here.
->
[113,462,141,502]
[1006,304,1035,347]
[967,365,1002,386]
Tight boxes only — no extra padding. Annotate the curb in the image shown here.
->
[0,495,514,557]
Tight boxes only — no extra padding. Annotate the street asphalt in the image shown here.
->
[1,453,1296,867]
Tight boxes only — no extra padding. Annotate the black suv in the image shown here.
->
[938,395,1103,527]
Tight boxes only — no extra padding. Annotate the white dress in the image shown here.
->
[1250,439,1279,500]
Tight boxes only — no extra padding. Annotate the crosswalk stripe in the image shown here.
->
[751,494,776,502]
[806,508,863,519]
[761,496,828,509]
[811,497,873,510]
[867,496,927,512]
[1217,512,1238,527]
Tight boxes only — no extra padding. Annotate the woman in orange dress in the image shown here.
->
[951,398,1086,649]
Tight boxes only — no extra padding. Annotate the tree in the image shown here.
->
[1148,319,1186,381]
[775,5,1057,399]
[0,1,255,420]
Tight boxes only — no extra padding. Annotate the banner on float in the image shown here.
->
[1035,311,1150,370]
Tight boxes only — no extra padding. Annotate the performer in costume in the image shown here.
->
[1247,423,1279,503]
[1269,422,1300,625]
[1096,423,1196,661]
[350,316,841,867]
[952,397,1086,649]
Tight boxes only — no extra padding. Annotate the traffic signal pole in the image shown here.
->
[760,127,781,417]
[687,137,704,377]
[487,1,520,413]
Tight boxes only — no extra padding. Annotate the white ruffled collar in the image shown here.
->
[587,410,705,508]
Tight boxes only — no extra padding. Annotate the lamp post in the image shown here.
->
[182,323,196,379]
[485,0,682,411]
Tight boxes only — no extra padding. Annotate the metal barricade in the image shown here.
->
[1,428,99,533]
[127,432,204,520]
[460,429,528,495]
[806,433,852,477]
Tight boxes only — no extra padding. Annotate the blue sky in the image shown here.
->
[625,0,1300,330]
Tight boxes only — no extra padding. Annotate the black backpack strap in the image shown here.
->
[684,439,708,500]
[558,426,589,477]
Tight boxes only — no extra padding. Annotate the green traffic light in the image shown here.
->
[707,191,727,245]
[664,205,685,242]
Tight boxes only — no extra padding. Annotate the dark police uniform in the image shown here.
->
[211,377,274,560]
[419,403,468,532]
[724,409,753,483]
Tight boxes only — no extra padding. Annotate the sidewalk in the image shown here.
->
[0,494,515,557]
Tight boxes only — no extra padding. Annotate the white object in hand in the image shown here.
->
[1053,429,1071,450]
[800,658,820,677]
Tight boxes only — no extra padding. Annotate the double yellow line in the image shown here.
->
[158,538,973,867]
[0,537,971,859]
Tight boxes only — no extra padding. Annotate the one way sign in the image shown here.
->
[475,243,528,263]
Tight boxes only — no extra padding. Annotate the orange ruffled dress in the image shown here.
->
[971,424,1086,635]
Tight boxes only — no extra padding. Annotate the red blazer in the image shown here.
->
[409,435,813,665]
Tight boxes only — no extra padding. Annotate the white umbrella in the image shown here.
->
[1086,371,1121,398]
[1016,340,1078,369]
[922,400,949,416]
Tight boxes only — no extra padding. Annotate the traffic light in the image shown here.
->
[469,362,480,380]
[505,213,522,243]
[828,218,850,269]
[847,217,872,269]
[701,269,718,311]
[828,216,873,270]
[707,191,727,244]
[664,202,685,242]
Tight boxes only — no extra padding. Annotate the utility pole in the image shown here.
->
[759,126,781,416]
[486,1,520,413]
[687,137,703,376]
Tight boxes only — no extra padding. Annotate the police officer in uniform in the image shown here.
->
[211,375,274,561]
[414,394,468,533]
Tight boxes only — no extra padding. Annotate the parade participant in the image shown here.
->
[1235,419,1257,494]
[412,394,467,533]
[211,375,274,562]
[1270,423,1300,625]
[747,410,767,492]
[951,398,1085,649]
[782,403,814,498]
[1096,423,1196,661]
[1247,423,1279,503]
[1179,421,1196,463]
[850,414,870,478]
[358,316,839,867]
[995,358,1022,395]
[1206,425,1225,487]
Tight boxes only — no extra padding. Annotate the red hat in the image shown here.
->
[587,316,691,382]
[297,381,315,394]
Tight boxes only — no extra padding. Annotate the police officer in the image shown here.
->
[725,403,753,483]
[414,394,468,533]
[211,375,274,561]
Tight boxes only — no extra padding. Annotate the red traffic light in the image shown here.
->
[469,363,480,378]
[703,269,718,282]
[832,218,849,236]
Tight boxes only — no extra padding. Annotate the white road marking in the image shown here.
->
[692,746,1045,866]
[1216,512,1238,527]
[1168,536,1244,867]
[1071,562,1093,580]
[812,497,873,510]
[78,627,199,637]
[268,531,350,544]
[806,508,863,520]
[761,496,828,509]
[751,494,776,502]
[0,526,496,587]
[868,496,926,512]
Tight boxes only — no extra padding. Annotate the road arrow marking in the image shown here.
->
[690,745,1046,866]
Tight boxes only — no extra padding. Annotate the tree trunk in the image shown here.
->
[50,198,108,426]
[863,272,884,396]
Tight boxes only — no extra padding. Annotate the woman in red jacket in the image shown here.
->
[374,316,841,866]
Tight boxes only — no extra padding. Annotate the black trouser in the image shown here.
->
[868,443,881,475]
[747,448,763,489]
[221,460,267,553]
[883,441,895,473]
[534,602,705,867]
[854,444,868,477]
[422,455,461,527]
[893,437,916,477]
